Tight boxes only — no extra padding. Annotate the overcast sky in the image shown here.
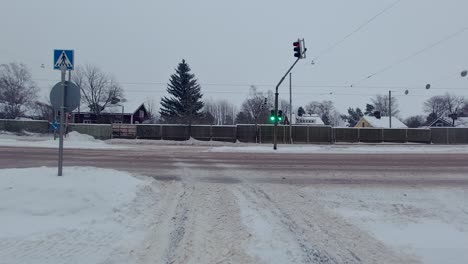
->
[1,0,467,118]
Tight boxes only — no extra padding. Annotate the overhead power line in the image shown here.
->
[312,0,402,63]
[351,26,468,86]
[33,78,467,91]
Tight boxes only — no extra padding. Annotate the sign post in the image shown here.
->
[52,49,76,176]
[58,65,66,176]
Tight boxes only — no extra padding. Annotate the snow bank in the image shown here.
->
[209,144,468,154]
[110,137,242,147]
[0,167,156,263]
[311,186,468,264]
[0,131,124,149]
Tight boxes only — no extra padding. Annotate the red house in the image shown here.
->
[72,102,149,124]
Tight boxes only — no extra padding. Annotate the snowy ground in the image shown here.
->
[0,167,159,264]
[1,165,467,264]
[110,137,468,154]
[0,131,124,149]
[2,131,468,153]
[208,143,468,154]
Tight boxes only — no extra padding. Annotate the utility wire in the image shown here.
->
[32,78,467,90]
[351,26,468,86]
[312,0,402,63]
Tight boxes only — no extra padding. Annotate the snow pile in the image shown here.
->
[0,131,124,149]
[65,131,98,142]
[110,137,242,147]
[209,144,468,154]
[310,186,468,264]
[0,167,157,263]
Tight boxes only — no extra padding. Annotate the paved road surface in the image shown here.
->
[1,146,467,186]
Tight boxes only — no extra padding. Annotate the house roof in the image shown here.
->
[75,101,145,115]
[362,116,407,128]
[433,117,468,127]
[292,114,325,125]
[456,117,468,127]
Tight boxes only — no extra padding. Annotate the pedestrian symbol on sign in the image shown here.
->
[53,50,74,70]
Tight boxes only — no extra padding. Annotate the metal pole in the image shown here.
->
[389,90,392,128]
[58,65,66,176]
[274,56,302,150]
[289,72,292,144]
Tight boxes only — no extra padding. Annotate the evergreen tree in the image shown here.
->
[364,104,375,116]
[160,60,204,127]
[297,106,305,117]
[346,107,364,127]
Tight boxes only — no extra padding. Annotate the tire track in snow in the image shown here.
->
[154,158,254,264]
[248,183,419,264]
[234,185,337,264]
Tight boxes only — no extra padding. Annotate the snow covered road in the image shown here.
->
[1,145,468,263]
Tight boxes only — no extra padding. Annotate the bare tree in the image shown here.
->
[404,115,425,128]
[305,101,320,115]
[305,100,336,125]
[0,62,38,119]
[204,99,238,125]
[31,99,54,121]
[424,94,466,125]
[218,99,237,125]
[423,96,446,120]
[442,93,465,126]
[240,86,273,124]
[279,99,290,119]
[370,94,399,116]
[72,65,124,118]
[144,98,159,123]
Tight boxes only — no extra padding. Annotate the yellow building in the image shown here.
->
[355,116,407,128]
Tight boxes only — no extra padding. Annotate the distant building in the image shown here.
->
[72,102,148,124]
[355,116,407,128]
[426,117,468,128]
[292,114,324,125]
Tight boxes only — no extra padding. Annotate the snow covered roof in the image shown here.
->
[292,114,324,125]
[428,117,468,128]
[362,116,407,128]
[455,117,468,127]
[75,101,145,115]
[438,117,468,127]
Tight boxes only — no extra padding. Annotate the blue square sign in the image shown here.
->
[53,50,74,70]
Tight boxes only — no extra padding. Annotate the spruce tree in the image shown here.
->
[364,104,375,116]
[297,106,305,117]
[160,60,204,127]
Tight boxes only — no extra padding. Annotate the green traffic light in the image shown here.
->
[270,116,275,121]
[278,117,282,121]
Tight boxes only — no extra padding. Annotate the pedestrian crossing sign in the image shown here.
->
[53,50,74,70]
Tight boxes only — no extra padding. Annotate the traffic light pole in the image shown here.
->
[273,55,303,150]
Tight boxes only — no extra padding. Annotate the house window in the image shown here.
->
[362,123,365,127]
[139,110,144,119]
[83,120,91,124]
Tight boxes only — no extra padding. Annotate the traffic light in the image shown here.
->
[278,110,283,121]
[270,110,275,122]
[293,40,302,58]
